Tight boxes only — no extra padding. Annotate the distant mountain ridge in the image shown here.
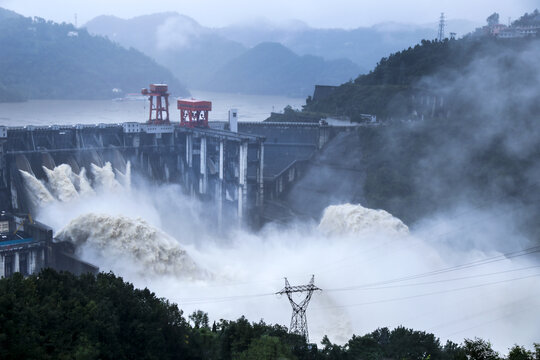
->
[85,13,247,90]
[205,42,361,97]
[84,13,362,96]
[216,19,478,70]
[0,8,188,102]
[84,12,479,96]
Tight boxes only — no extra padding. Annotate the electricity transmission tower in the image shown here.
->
[277,275,321,342]
[438,13,446,41]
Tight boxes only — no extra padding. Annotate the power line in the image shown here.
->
[170,202,540,305]
[180,292,275,305]
[425,291,540,334]
[324,245,540,293]
[326,265,540,292]
[313,273,540,310]
[176,256,540,306]
[440,301,537,339]
[172,194,540,306]
[315,190,540,276]
[181,186,540,294]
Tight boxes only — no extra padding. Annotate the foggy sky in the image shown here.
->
[0,0,537,29]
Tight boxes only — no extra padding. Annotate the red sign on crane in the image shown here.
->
[177,99,212,128]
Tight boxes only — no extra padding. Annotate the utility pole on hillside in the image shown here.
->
[277,275,321,342]
[438,13,446,41]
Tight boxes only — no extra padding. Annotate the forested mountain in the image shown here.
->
[1,269,537,360]
[0,8,188,102]
[512,9,540,26]
[217,19,478,71]
[290,28,540,236]
[0,7,19,21]
[85,12,474,80]
[219,22,433,71]
[304,36,540,120]
[85,13,247,89]
[204,42,361,97]
[85,13,362,95]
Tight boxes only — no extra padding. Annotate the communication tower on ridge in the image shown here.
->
[277,275,321,342]
[438,13,446,41]
[141,84,170,124]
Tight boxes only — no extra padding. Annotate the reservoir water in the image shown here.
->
[0,90,305,126]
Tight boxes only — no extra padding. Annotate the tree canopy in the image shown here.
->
[0,269,538,360]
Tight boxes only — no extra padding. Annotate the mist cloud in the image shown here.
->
[19,160,540,353]
[2,0,535,29]
[155,15,206,50]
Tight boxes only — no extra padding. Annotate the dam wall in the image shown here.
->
[0,120,353,226]
[0,123,264,228]
[237,122,335,202]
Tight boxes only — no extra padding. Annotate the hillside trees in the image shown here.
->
[0,9,188,102]
[303,36,540,121]
[0,269,537,359]
[512,9,540,27]
[298,31,540,229]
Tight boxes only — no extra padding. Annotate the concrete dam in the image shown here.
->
[0,87,344,229]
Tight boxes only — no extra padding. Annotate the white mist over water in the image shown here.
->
[19,162,540,353]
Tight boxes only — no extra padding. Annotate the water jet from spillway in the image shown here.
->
[42,164,79,202]
[318,203,409,236]
[56,213,206,279]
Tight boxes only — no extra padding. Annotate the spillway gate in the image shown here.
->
[0,123,265,228]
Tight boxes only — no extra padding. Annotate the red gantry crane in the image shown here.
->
[177,98,212,128]
[141,84,170,124]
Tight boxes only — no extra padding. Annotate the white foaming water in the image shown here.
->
[56,213,204,279]
[42,164,79,202]
[19,162,128,205]
[319,203,409,236]
[19,169,55,206]
[73,167,95,197]
[115,161,131,190]
[91,162,122,191]
[21,164,540,352]
[19,161,207,280]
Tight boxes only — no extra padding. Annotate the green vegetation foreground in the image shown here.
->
[0,270,538,360]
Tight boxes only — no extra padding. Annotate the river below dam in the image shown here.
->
[0,90,305,126]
